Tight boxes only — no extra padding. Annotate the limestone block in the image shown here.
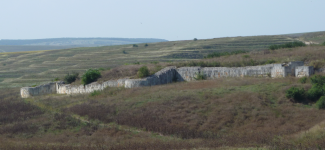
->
[176,67,201,81]
[296,66,314,77]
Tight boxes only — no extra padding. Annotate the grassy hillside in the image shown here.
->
[2,32,325,88]
[1,34,325,149]
[1,75,325,149]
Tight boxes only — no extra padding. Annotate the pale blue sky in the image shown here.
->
[0,0,324,41]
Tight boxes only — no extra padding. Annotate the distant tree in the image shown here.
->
[193,38,198,41]
[133,44,138,48]
[144,43,148,47]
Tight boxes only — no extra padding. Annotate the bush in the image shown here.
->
[307,87,323,101]
[64,73,79,84]
[286,87,305,102]
[144,43,148,47]
[299,76,307,84]
[133,44,138,48]
[316,96,325,109]
[194,72,206,80]
[54,77,60,81]
[310,75,325,86]
[81,69,101,85]
[90,90,101,97]
[322,41,325,46]
[137,66,150,78]
[193,38,198,41]
[269,41,306,50]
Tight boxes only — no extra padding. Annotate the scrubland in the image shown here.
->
[1,75,325,149]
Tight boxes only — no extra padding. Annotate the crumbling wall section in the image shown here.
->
[56,79,127,94]
[125,66,176,88]
[296,66,314,77]
[21,82,58,98]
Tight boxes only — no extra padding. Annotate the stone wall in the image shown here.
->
[20,62,314,98]
[56,79,127,95]
[21,82,59,98]
[295,66,314,77]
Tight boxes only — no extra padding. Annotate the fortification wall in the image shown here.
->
[56,79,127,94]
[125,66,176,88]
[21,82,59,98]
[20,61,314,98]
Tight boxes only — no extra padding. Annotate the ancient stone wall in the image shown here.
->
[20,61,314,98]
[21,82,59,98]
[295,66,314,77]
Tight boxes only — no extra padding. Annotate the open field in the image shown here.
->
[1,31,325,88]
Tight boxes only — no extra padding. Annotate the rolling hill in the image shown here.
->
[0,31,325,88]
[0,38,168,53]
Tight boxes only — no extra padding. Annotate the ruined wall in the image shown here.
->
[20,82,59,98]
[56,79,127,94]
[271,64,288,78]
[295,66,314,77]
[125,66,176,88]
[288,61,305,76]
[20,62,314,98]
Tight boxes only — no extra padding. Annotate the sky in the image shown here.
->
[0,0,324,41]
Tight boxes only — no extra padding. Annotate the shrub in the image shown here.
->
[299,76,307,84]
[286,87,305,102]
[54,77,60,81]
[269,41,306,50]
[194,72,206,80]
[133,44,138,48]
[137,66,150,78]
[90,90,101,97]
[144,43,148,47]
[265,59,276,64]
[81,69,101,85]
[307,86,324,101]
[193,38,198,41]
[316,96,325,109]
[242,55,250,59]
[322,41,325,46]
[310,75,325,86]
[122,50,127,54]
[64,72,79,84]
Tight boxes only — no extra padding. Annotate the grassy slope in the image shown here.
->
[1,32,325,88]
[1,76,325,149]
[1,32,325,149]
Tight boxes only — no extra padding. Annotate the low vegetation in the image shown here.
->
[63,72,79,84]
[81,69,101,85]
[205,50,247,58]
[269,41,306,50]
[137,66,150,78]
